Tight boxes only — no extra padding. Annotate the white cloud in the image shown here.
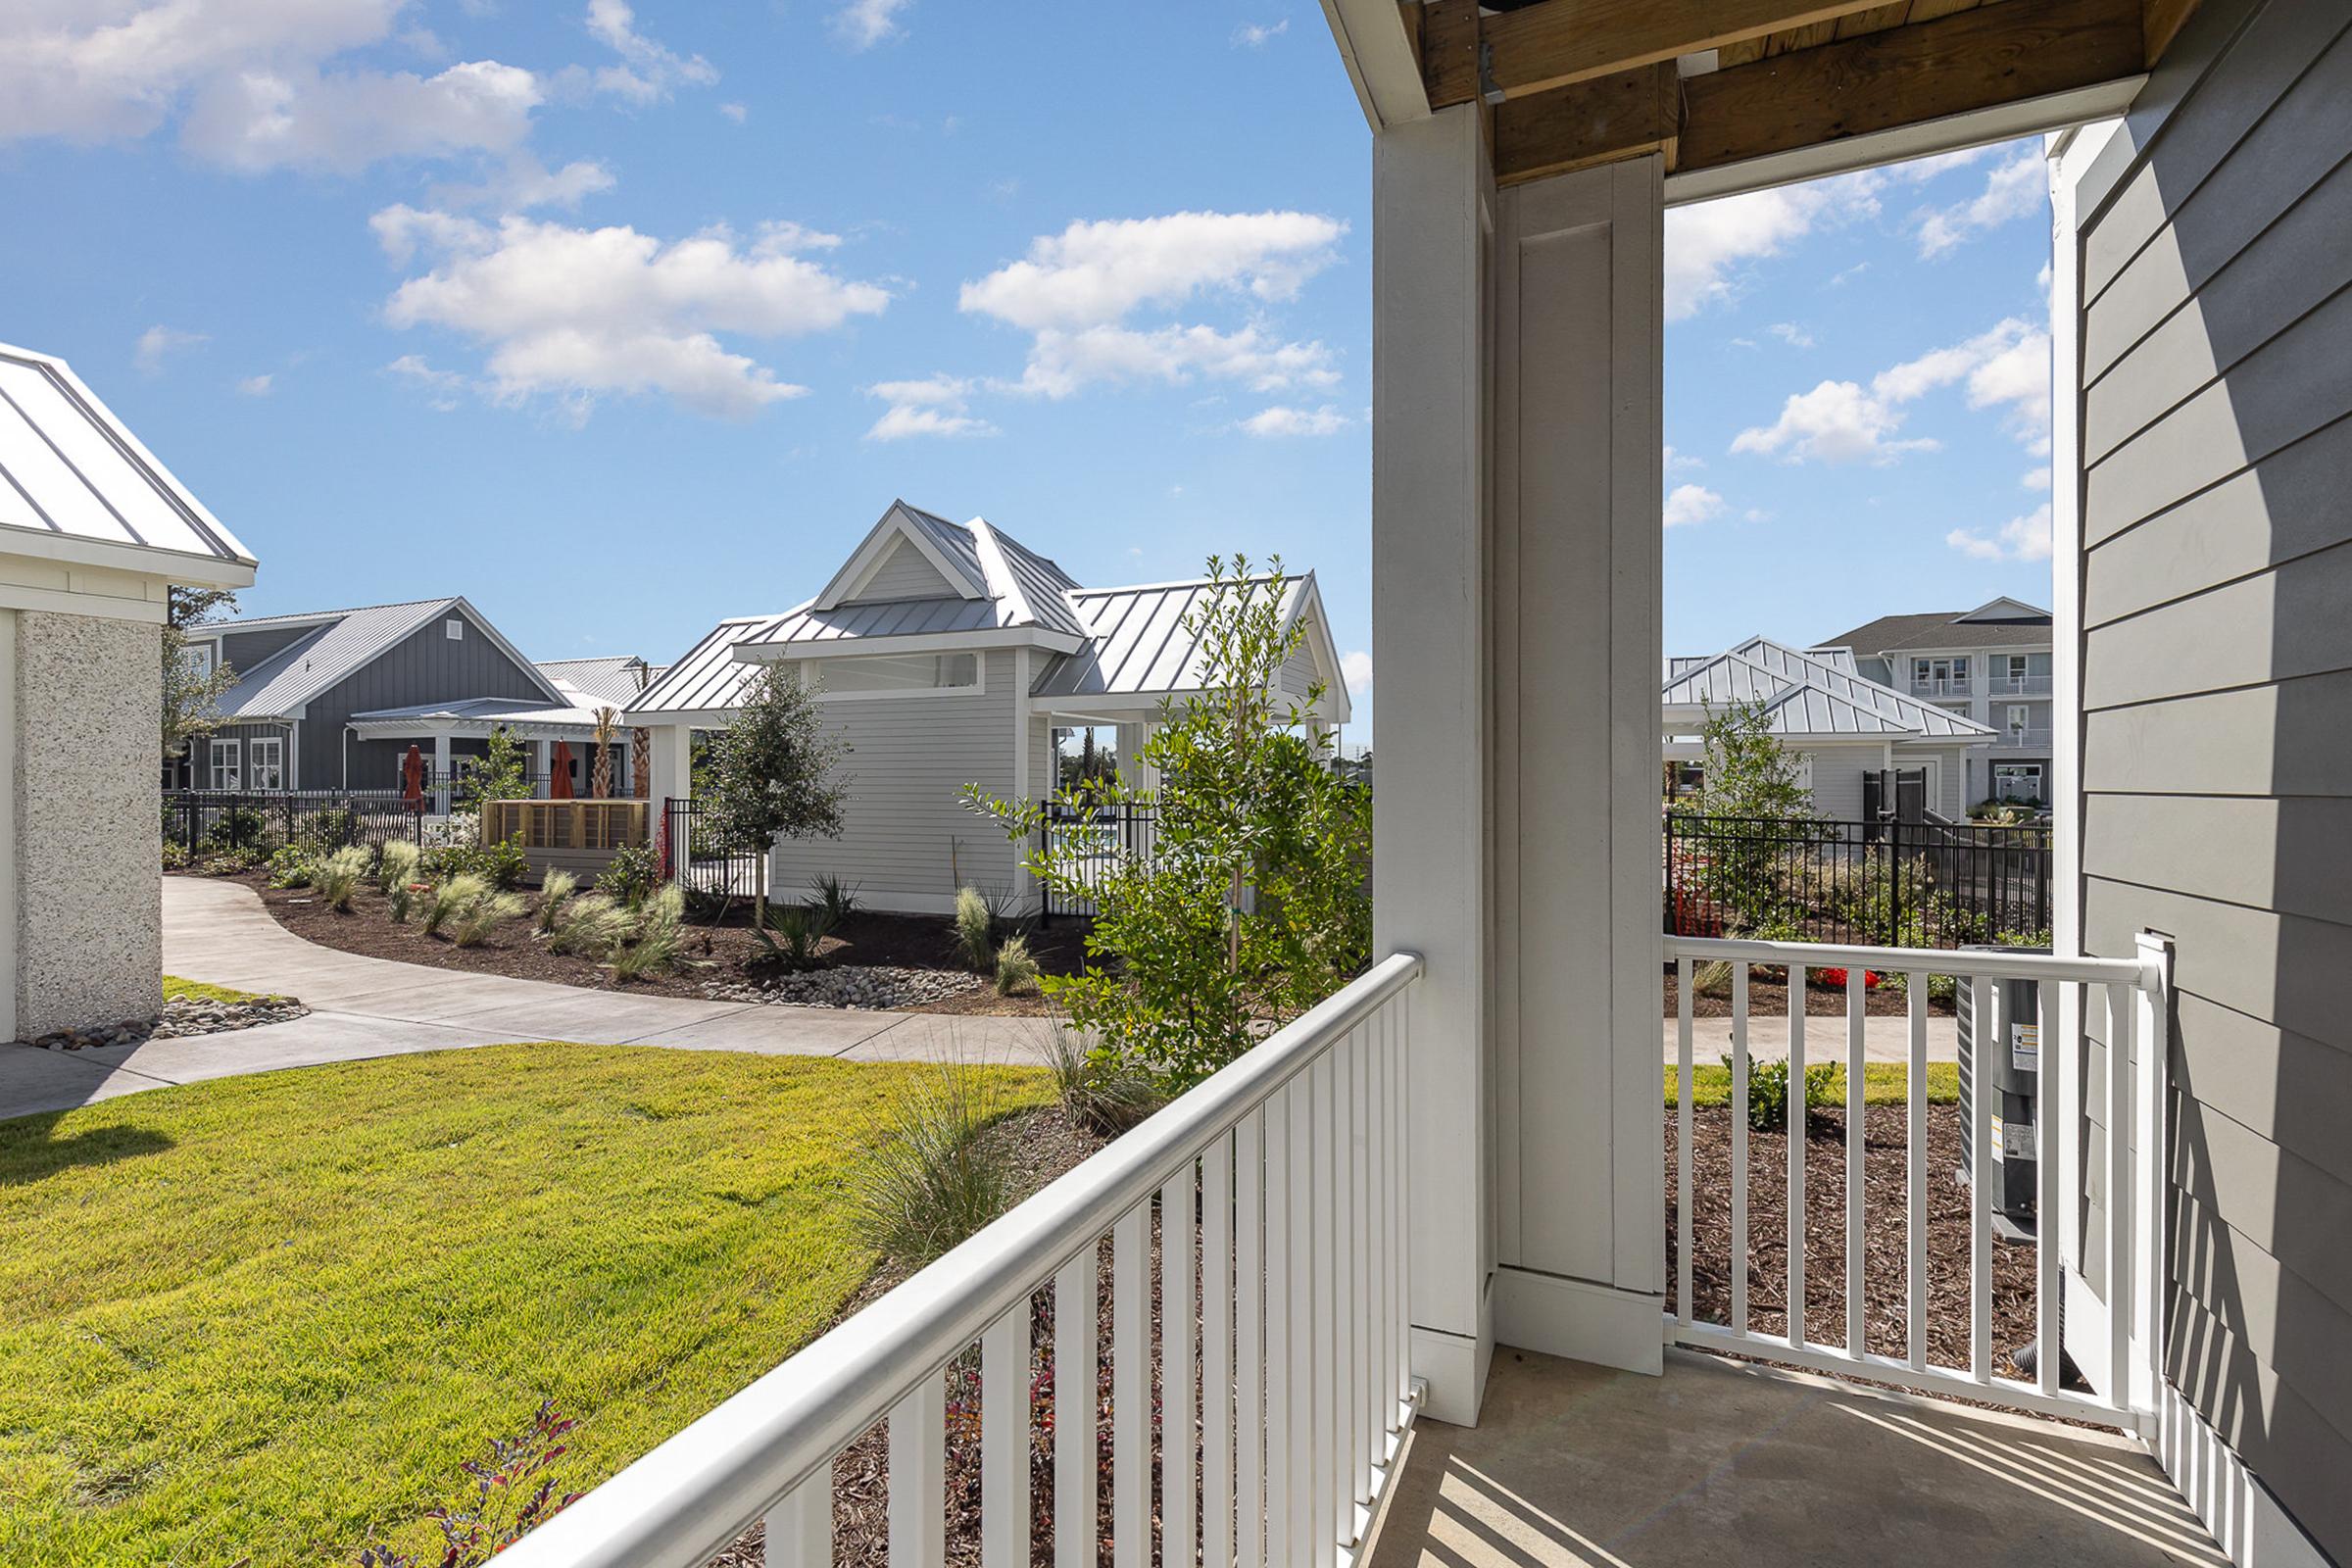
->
[235,372,273,395]
[578,0,714,103]
[387,353,468,411]
[717,101,747,123]
[133,324,207,374]
[1768,321,1813,348]
[1663,444,1704,472]
[1340,649,1373,696]
[864,374,995,440]
[1947,503,2052,562]
[1663,172,1879,320]
[1234,18,1289,47]
[1733,316,2049,465]
[834,0,912,49]
[1662,482,1726,527]
[1241,404,1348,437]
[1916,147,2046,258]
[962,211,1346,401]
[375,209,890,418]
[2022,466,2052,491]
[431,152,614,212]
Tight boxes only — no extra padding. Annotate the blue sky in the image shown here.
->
[4,2,2058,743]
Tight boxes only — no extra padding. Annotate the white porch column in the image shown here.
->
[432,730,452,814]
[532,738,552,800]
[1372,103,1494,1426]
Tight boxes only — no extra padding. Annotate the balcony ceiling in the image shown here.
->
[1408,0,2202,187]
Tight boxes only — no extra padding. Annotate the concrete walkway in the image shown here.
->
[1666,1010,1959,1064]
[0,877,1058,1120]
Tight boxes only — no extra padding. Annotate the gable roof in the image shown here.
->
[1664,638,1992,742]
[1827,606,2053,654]
[623,612,797,718]
[1030,573,1344,717]
[0,341,255,585]
[811,501,990,610]
[537,656,662,707]
[212,597,564,719]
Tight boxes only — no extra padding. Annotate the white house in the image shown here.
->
[1663,635,1994,819]
[0,341,256,1040]
[625,501,1349,914]
[1826,599,2057,806]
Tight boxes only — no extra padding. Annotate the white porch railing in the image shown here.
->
[1667,934,2169,1431]
[498,951,1424,1568]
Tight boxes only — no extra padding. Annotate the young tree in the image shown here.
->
[1683,697,1818,938]
[459,726,531,815]
[966,554,1371,1084]
[1691,696,1814,824]
[703,662,849,866]
[163,584,238,771]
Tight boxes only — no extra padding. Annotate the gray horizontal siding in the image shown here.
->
[854,538,960,603]
[767,650,1022,909]
[2079,6,2352,1553]
[1800,748,1866,822]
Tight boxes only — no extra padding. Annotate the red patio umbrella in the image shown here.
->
[401,744,426,813]
[549,740,575,799]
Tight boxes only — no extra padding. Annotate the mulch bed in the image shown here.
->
[1667,1103,2037,1375]
[1664,968,1956,1019]
[224,871,1091,1017]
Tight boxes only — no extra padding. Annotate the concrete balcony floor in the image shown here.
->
[1367,1348,2226,1568]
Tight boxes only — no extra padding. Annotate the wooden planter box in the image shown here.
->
[480,799,648,883]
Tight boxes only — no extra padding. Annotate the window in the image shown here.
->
[445,618,465,641]
[1950,658,1969,682]
[183,643,216,680]
[2005,704,2033,739]
[208,737,240,790]
[1993,762,2044,804]
[2003,654,2029,681]
[248,737,284,791]
[810,651,982,697]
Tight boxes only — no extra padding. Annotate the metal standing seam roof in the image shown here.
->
[622,612,800,716]
[1719,637,1990,736]
[536,656,664,707]
[1030,575,1305,701]
[346,696,608,731]
[897,502,988,592]
[213,597,566,719]
[1664,644,1994,741]
[0,341,254,567]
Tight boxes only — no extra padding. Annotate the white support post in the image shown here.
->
[2132,931,2172,1426]
[1372,102,1494,1427]
[532,738,552,800]
[432,730,451,815]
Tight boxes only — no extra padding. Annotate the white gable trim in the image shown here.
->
[813,502,986,610]
[733,626,1087,662]
[1285,573,1353,725]
[1957,595,2052,622]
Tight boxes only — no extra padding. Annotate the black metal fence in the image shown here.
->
[1664,811,2049,950]
[659,797,766,906]
[1037,801,1160,920]
[164,789,430,858]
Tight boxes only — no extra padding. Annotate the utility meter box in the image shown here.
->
[1956,944,2044,1222]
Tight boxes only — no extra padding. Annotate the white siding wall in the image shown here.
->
[1800,747,1869,823]
[856,539,958,602]
[767,649,1020,912]
[1280,630,1320,700]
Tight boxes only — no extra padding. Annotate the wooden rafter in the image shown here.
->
[1487,0,2145,188]
[1421,0,1910,108]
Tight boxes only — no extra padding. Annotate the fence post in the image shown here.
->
[1887,817,1905,948]
[1664,814,1679,936]
[1036,803,1052,926]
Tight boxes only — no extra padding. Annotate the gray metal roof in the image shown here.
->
[537,656,662,707]
[742,511,1089,654]
[900,502,988,592]
[0,341,254,567]
[214,597,564,719]
[1031,575,1304,701]
[1664,641,1993,741]
[622,612,799,717]
[347,696,605,732]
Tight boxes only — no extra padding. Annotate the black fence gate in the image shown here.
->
[659,797,766,906]
[1665,811,2049,950]
[1037,801,1159,921]
[164,789,428,858]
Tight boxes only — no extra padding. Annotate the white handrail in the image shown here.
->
[1667,933,2152,989]
[498,950,1425,1568]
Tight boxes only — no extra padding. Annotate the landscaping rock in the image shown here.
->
[20,993,311,1052]
[704,965,983,1010]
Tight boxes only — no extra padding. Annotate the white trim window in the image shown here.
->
[183,642,216,680]
[248,736,284,791]
[809,651,983,699]
[1993,761,2045,803]
[208,737,241,791]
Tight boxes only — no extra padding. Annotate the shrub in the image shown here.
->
[388,881,416,924]
[267,845,317,888]
[316,846,371,912]
[353,1398,580,1568]
[1046,1024,1160,1135]
[595,843,660,908]
[451,890,528,948]
[376,839,421,892]
[851,1067,1015,1266]
[1724,1054,1839,1133]
[994,933,1040,996]
[534,869,577,934]
[752,902,835,971]
[610,885,685,981]
[295,807,360,855]
[162,842,191,871]
[423,874,489,939]
[809,872,860,927]
[549,893,633,958]
[206,803,271,851]
[952,885,995,972]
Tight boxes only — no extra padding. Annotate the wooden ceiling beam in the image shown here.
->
[1674,0,2143,178]
[1492,62,1680,186]
[2143,0,2205,67]
[1422,0,1904,110]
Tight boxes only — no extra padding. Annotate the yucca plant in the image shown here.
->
[423,873,489,938]
[535,869,577,934]
[809,872,860,927]
[752,902,835,971]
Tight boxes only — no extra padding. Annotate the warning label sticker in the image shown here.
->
[2011,1020,2039,1073]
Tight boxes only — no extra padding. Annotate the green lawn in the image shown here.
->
[0,1044,1044,1567]
[1667,1060,1960,1108]
[161,974,283,1005]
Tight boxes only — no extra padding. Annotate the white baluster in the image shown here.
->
[2104,980,2134,1411]
[1055,1245,1098,1568]
[1845,966,1866,1360]
[1732,961,1749,1337]
[982,1302,1031,1568]
[1113,1204,1150,1568]
[887,1376,944,1566]
[763,1469,830,1568]
[1677,956,1693,1329]
[1971,973,1996,1384]
[1236,1112,1265,1568]
[2035,983,2059,1398]
[1163,1167,1197,1568]
[1203,1132,1235,1568]
[1907,970,1930,1373]
[1788,964,1806,1349]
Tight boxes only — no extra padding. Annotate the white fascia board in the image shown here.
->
[1288,573,1354,725]
[1664,77,2146,206]
[0,526,256,590]
[617,706,738,728]
[812,502,985,611]
[346,717,598,741]
[1316,0,1430,130]
[732,627,1087,662]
